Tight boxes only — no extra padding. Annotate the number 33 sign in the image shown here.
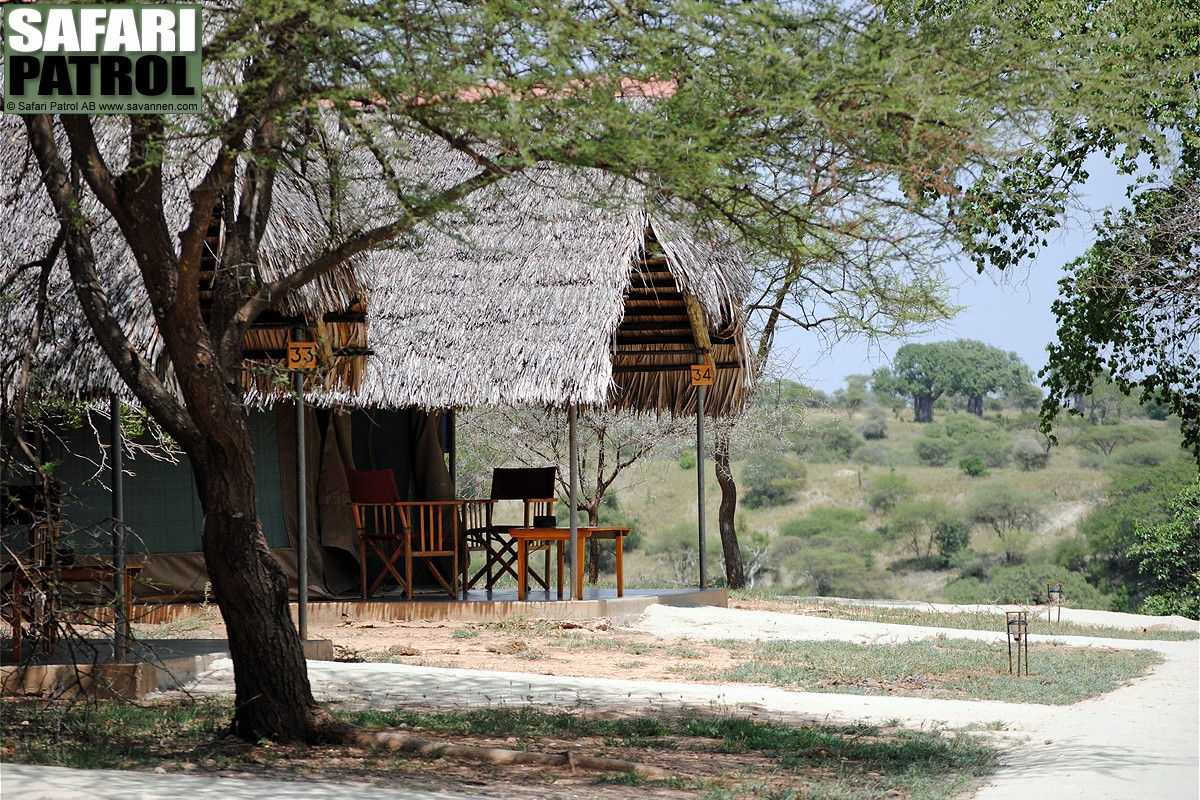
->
[287,342,318,371]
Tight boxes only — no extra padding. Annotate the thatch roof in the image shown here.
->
[1,116,751,417]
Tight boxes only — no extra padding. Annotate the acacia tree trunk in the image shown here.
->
[193,405,345,742]
[714,428,745,589]
[966,394,984,416]
[24,114,343,745]
[913,394,936,423]
[586,505,600,584]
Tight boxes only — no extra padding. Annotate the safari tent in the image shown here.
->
[0,116,752,601]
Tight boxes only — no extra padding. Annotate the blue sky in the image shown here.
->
[776,156,1135,394]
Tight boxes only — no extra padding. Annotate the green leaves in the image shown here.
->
[1040,179,1200,460]
[1130,478,1200,619]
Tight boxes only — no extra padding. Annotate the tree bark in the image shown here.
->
[966,394,984,416]
[714,428,745,589]
[194,411,346,743]
[586,505,600,584]
[913,394,936,423]
[24,114,343,745]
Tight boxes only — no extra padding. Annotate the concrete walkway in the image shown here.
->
[0,763,494,800]
[4,602,1197,799]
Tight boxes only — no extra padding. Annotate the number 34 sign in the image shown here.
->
[690,357,716,387]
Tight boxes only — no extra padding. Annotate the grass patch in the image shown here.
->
[479,615,556,635]
[747,598,1199,641]
[1,701,996,799]
[715,637,1161,704]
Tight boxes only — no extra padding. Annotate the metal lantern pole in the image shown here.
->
[1006,611,1029,676]
[1048,582,1064,622]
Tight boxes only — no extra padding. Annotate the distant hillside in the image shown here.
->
[606,404,1194,613]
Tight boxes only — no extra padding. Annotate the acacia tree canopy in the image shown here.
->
[1041,180,1200,460]
[4,0,1190,743]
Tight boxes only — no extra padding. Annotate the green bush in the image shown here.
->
[942,564,1108,608]
[858,409,888,440]
[886,498,967,567]
[941,415,986,440]
[959,456,988,477]
[1073,424,1156,457]
[1078,460,1196,601]
[914,416,1012,468]
[866,472,916,512]
[1110,441,1184,468]
[775,546,877,597]
[742,451,807,509]
[678,450,697,470]
[957,432,1011,468]
[789,420,862,462]
[966,482,1044,562]
[914,431,956,466]
[852,443,889,466]
[597,494,642,552]
[1129,479,1200,619]
[779,506,868,538]
[1011,437,1049,470]
[935,517,971,563]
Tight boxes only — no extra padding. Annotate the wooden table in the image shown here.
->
[509,526,630,600]
[2,563,143,662]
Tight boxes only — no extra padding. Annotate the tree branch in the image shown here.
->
[23,115,203,457]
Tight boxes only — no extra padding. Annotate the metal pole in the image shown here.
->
[110,395,126,660]
[293,329,308,641]
[568,405,579,601]
[446,410,456,486]
[696,384,707,589]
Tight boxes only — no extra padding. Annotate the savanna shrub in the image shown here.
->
[1010,437,1049,470]
[852,443,889,465]
[858,409,888,440]
[779,506,868,538]
[790,420,863,462]
[742,451,806,509]
[959,456,988,477]
[914,431,956,466]
[957,432,1012,468]
[1111,441,1183,468]
[867,472,916,512]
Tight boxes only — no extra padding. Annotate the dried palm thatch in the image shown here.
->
[1,114,751,417]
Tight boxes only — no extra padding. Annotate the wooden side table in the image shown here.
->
[509,527,630,600]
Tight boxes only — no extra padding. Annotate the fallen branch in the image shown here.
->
[348,727,673,781]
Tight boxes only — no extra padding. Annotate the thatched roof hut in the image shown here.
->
[1,116,752,417]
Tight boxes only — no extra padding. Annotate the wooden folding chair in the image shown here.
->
[347,469,461,599]
[462,467,557,591]
[397,500,460,599]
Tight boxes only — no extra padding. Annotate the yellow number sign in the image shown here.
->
[287,342,318,371]
[690,358,715,386]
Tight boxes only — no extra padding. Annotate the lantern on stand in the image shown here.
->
[1047,582,1064,622]
[1005,611,1029,676]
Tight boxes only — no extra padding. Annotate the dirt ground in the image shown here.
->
[131,598,858,799]
[149,597,818,685]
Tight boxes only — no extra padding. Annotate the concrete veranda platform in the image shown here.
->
[1,586,725,699]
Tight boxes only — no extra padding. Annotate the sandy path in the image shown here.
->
[171,601,1199,800]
